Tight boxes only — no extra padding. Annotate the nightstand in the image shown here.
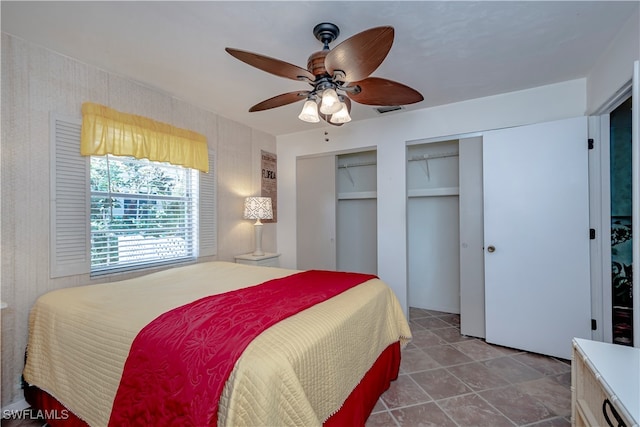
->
[234,252,281,267]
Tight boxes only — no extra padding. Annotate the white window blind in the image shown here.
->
[51,115,217,278]
[90,155,198,275]
[50,115,91,278]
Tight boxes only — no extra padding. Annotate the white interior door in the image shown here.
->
[483,117,591,359]
[296,155,336,270]
[459,136,485,338]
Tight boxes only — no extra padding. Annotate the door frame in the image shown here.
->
[588,76,634,344]
[633,61,639,348]
[405,132,483,335]
[295,146,378,271]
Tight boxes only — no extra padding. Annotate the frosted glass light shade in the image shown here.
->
[298,100,320,123]
[329,102,351,124]
[319,88,342,114]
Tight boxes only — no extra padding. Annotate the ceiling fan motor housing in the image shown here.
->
[313,23,340,47]
[307,50,329,77]
[308,23,340,77]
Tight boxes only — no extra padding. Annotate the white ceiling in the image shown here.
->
[2,1,638,136]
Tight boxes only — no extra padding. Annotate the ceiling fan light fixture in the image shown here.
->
[226,23,423,128]
[319,88,342,115]
[329,102,351,124]
[298,99,320,123]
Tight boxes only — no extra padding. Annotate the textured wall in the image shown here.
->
[0,33,276,407]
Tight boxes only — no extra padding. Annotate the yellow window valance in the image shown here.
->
[80,102,209,172]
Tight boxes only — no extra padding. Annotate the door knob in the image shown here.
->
[487,245,496,253]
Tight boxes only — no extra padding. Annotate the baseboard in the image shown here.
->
[2,398,29,413]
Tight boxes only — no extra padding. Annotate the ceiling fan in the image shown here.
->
[225,23,424,126]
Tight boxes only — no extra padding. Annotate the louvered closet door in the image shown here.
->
[483,117,591,360]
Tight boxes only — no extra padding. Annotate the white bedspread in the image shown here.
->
[23,261,411,426]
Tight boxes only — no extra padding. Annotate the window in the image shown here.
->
[90,154,199,274]
[50,115,216,279]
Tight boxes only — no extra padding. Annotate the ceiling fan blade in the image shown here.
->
[226,48,315,81]
[324,26,394,83]
[346,77,424,106]
[249,91,310,112]
[320,97,352,126]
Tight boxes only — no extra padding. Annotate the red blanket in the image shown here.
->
[108,269,376,426]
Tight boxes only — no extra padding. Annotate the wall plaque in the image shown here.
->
[261,150,277,222]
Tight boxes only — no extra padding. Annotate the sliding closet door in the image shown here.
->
[296,155,336,270]
[484,117,590,359]
[459,136,485,338]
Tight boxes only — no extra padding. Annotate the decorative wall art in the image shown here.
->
[261,150,277,222]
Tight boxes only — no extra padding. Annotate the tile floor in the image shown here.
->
[2,307,573,427]
[366,307,572,427]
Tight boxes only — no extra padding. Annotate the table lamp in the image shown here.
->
[243,196,273,256]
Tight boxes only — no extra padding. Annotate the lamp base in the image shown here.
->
[253,222,264,257]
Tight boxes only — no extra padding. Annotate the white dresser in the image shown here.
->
[234,252,280,268]
[572,338,639,426]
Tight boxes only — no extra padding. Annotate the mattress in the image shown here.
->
[23,261,411,426]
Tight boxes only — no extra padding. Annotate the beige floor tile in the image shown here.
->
[381,375,432,409]
[410,368,472,400]
[479,385,553,424]
[515,377,572,417]
[367,307,574,426]
[400,348,441,373]
[422,344,473,367]
[482,355,545,384]
[446,362,510,391]
[391,402,457,427]
[437,394,514,427]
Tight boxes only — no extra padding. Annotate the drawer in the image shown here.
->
[235,253,280,268]
[252,257,279,267]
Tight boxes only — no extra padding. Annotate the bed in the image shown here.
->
[23,261,411,426]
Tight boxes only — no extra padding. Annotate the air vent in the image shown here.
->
[374,105,405,114]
